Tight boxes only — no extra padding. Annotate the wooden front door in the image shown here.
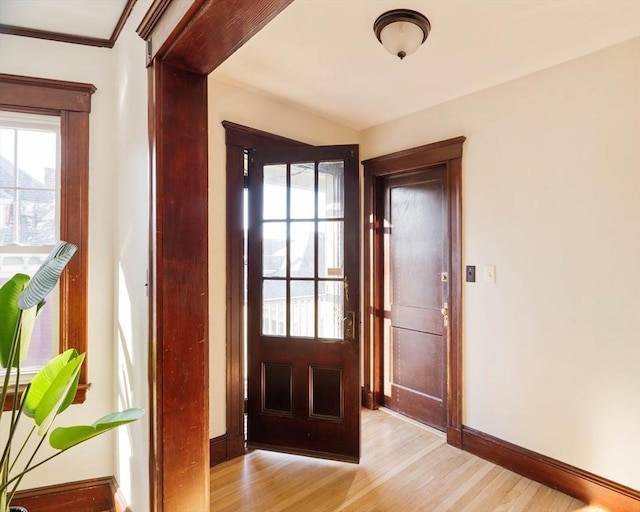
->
[382,167,448,430]
[247,144,360,461]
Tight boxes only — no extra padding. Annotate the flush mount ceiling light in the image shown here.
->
[373,9,431,60]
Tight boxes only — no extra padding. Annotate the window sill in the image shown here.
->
[2,382,90,411]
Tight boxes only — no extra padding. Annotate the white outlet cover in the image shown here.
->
[483,265,496,283]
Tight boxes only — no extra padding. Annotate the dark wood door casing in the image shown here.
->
[223,122,308,463]
[148,59,209,512]
[138,1,294,510]
[362,137,464,447]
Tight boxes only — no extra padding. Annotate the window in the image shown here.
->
[0,73,95,407]
[1,112,60,373]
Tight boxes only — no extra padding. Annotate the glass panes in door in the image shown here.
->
[261,160,345,340]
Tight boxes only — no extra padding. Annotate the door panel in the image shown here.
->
[247,145,360,461]
[383,167,448,430]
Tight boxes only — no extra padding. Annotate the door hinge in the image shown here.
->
[145,38,153,67]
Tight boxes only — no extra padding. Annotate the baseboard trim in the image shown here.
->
[361,386,375,410]
[461,426,640,512]
[210,434,228,466]
[12,476,123,512]
[446,426,462,448]
[210,433,246,467]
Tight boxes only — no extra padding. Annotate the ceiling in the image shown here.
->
[1,0,638,129]
[0,0,132,45]
[212,0,640,130]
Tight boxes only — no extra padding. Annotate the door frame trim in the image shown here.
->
[138,1,295,509]
[362,136,465,447]
[222,121,308,464]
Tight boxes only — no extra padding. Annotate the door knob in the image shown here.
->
[441,302,448,316]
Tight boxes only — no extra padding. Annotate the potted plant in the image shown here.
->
[0,241,143,512]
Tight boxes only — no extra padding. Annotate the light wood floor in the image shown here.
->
[210,408,592,512]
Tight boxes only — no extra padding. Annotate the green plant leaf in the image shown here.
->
[17,304,38,364]
[23,350,84,435]
[0,274,33,368]
[34,354,84,436]
[23,349,77,417]
[49,408,144,451]
[18,241,77,310]
[57,362,82,414]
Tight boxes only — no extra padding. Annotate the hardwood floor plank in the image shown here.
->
[336,442,445,511]
[494,478,543,512]
[455,468,522,512]
[210,409,587,511]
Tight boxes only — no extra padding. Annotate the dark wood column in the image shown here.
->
[150,59,209,511]
[137,1,294,510]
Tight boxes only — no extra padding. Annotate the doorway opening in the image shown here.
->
[380,166,449,431]
[220,121,309,464]
[362,137,465,447]
[222,122,361,463]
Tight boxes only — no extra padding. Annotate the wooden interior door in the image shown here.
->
[247,144,360,462]
[382,167,448,430]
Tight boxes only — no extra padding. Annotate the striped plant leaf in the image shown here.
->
[18,241,77,310]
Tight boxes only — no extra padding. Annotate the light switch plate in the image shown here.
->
[483,265,496,283]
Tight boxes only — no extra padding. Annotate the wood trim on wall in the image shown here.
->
[223,138,246,465]
[362,137,465,448]
[148,59,210,511]
[0,73,94,408]
[209,432,245,468]
[141,1,294,508]
[0,73,96,112]
[361,386,374,410]
[0,0,138,48]
[461,426,640,512]
[210,434,230,467]
[137,0,175,40]
[0,24,113,48]
[12,476,120,512]
[111,477,134,512]
[137,0,202,50]
[158,0,294,75]
[218,121,308,468]
[109,0,139,46]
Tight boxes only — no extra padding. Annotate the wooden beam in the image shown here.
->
[149,59,209,511]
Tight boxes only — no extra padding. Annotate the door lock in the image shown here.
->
[344,311,355,341]
[441,302,449,328]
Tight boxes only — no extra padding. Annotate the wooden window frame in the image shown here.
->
[0,73,95,408]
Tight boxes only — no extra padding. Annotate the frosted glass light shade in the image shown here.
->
[380,21,425,59]
[373,9,431,60]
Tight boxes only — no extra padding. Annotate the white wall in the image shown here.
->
[0,35,118,488]
[207,78,359,436]
[112,1,152,510]
[0,10,152,505]
[360,37,640,490]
